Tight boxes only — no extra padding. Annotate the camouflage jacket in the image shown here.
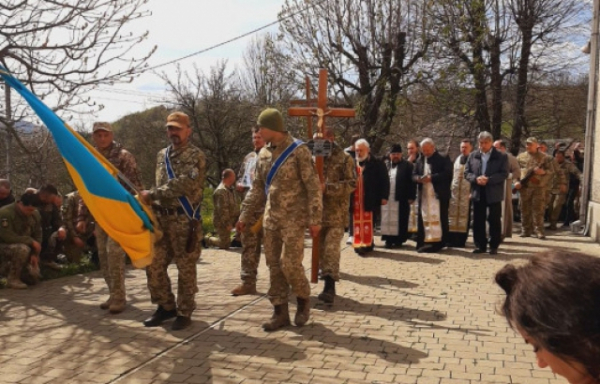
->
[150,143,206,210]
[237,150,260,192]
[38,202,62,234]
[240,134,322,229]
[0,203,42,246]
[62,191,92,238]
[322,143,356,227]
[552,160,581,193]
[516,151,555,188]
[213,182,240,230]
[99,141,143,192]
[79,141,143,218]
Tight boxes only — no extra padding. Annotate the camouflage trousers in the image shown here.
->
[318,226,344,281]
[520,187,546,235]
[548,193,567,226]
[0,244,38,284]
[146,214,202,317]
[96,225,126,302]
[240,222,263,285]
[206,225,230,249]
[264,225,310,306]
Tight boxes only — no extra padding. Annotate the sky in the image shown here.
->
[77,0,287,129]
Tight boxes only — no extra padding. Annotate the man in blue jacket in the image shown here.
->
[464,131,509,255]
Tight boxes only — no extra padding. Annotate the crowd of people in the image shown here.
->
[0,108,586,332]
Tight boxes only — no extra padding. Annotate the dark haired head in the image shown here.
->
[252,124,261,134]
[19,191,41,207]
[407,139,420,149]
[39,184,58,196]
[495,250,600,379]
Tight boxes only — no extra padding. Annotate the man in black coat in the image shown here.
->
[352,139,389,255]
[464,131,509,255]
[412,138,453,253]
[381,144,416,248]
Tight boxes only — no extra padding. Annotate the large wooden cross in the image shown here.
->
[288,68,355,283]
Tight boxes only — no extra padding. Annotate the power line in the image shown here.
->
[112,0,326,79]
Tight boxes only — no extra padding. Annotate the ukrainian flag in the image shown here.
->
[0,65,157,268]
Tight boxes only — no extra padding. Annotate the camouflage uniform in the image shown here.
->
[147,143,206,317]
[239,134,322,306]
[61,191,94,263]
[0,203,42,284]
[319,143,356,281]
[38,202,62,262]
[548,159,581,227]
[206,182,240,249]
[516,151,555,236]
[237,150,264,286]
[80,141,142,305]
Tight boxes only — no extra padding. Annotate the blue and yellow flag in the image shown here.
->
[0,65,156,268]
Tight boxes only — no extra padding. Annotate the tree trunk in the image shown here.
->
[510,29,533,155]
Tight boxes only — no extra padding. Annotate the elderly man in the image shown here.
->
[0,192,43,289]
[381,144,415,249]
[0,179,15,208]
[412,138,453,253]
[140,112,206,331]
[205,169,239,249]
[493,140,521,237]
[447,139,473,248]
[351,139,389,255]
[465,132,509,254]
[515,137,554,239]
[237,108,321,332]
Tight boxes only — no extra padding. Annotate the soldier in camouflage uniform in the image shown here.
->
[77,122,143,314]
[0,193,43,289]
[317,129,356,304]
[205,169,239,249]
[31,185,64,271]
[515,137,555,239]
[231,126,265,296]
[140,111,206,331]
[547,150,581,230]
[61,191,94,263]
[237,108,322,332]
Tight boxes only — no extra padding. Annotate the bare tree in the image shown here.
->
[278,0,432,153]
[240,33,296,106]
[162,63,255,187]
[0,0,156,177]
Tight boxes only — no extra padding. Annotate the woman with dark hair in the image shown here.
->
[495,250,600,384]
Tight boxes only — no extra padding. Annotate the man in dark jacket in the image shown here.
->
[351,139,389,255]
[464,131,509,255]
[381,144,416,248]
[412,138,453,253]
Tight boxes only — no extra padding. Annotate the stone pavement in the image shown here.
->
[0,226,596,384]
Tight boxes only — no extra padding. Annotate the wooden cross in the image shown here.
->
[288,68,356,283]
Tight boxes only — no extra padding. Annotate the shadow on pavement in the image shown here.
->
[340,272,419,290]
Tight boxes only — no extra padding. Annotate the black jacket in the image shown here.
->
[358,155,390,211]
[412,151,453,201]
[464,147,509,204]
[387,159,416,202]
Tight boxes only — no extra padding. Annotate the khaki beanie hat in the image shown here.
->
[257,108,285,132]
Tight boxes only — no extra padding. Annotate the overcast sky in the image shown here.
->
[76,0,286,129]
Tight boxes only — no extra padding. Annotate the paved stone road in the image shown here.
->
[0,226,596,384]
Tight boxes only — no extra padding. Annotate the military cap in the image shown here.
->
[257,108,285,132]
[166,112,190,129]
[526,137,538,144]
[93,122,112,133]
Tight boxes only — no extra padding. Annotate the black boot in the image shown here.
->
[318,276,336,304]
[295,297,310,327]
[262,303,291,332]
[143,305,177,327]
[172,316,192,330]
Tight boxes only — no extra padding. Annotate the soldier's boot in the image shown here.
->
[262,303,290,332]
[318,276,336,304]
[295,297,311,327]
[109,299,126,314]
[7,265,27,290]
[231,283,257,296]
[143,305,177,327]
[100,295,113,310]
